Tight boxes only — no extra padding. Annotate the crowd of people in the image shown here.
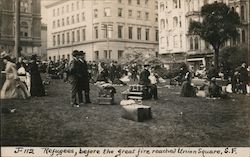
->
[0,51,45,100]
[1,48,249,106]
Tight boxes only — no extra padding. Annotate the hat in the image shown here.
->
[211,77,216,82]
[144,64,150,67]
[0,51,10,59]
[72,50,79,57]
[31,54,37,60]
[78,51,85,56]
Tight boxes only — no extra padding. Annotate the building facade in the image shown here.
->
[46,0,159,62]
[0,0,41,57]
[158,0,249,69]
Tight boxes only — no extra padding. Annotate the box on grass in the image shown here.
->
[121,104,152,122]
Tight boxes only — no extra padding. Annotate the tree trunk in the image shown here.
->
[213,47,219,71]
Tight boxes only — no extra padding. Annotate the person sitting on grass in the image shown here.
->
[180,71,196,97]
[208,77,227,98]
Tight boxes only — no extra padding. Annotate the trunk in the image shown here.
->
[121,104,152,122]
[213,46,219,72]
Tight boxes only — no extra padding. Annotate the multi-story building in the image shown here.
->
[158,0,249,70]
[46,0,159,62]
[0,0,41,56]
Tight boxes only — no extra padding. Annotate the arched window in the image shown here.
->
[194,37,199,50]
[173,16,178,27]
[242,29,246,43]
[241,5,245,20]
[190,37,193,50]
[20,21,29,37]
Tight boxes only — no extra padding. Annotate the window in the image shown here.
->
[62,6,64,14]
[173,17,178,27]
[173,35,178,48]
[118,0,122,3]
[71,15,75,24]
[190,37,193,50]
[128,10,132,17]
[241,5,245,20]
[145,0,148,6]
[137,11,141,19]
[53,35,56,46]
[57,34,60,45]
[104,50,108,59]
[77,1,79,10]
[95,51,99,60]
[145,12,149,20]
[128,0,132,5]
[57,19,60,27]
[173,0,177,8]
[118,25,123,38]
[67,54,70,61]
[137,0,140,5]
[118,8,123,17]
[57,8,60,16]
[20,21,28,37]
[67,17,70,25]
[179,0,181,8]
[137,28,141,40]
[155,14,158,22]
[77,30,80,42]
[128,27,133,39]
[71,3,74,11]
[20,1,29,13]
[160,19,165,29]
[166,37,169,47]
[53,56,56,62]
[82,12,85,21]
[242,29,246,43]
[66,5,69,13]
[118,50,124,59]
[62,18,65,26]
[194,37,199,50]
[72,31,75,43]
[180,35,182,48]
[53,21,56,28]
[94,9,98,18]
[160,3,164,11]
[62,33,65,44]
[145,28,149,41]
[53,9,56,17]
[94,26,98,39]
[67,32,70,44]
[76,14,79,23]
[82,29,86,41]
[104,8,111,16]
[155,30,158,41]
[179,16,182,27]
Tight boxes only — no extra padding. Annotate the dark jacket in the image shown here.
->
[139,69,150,86]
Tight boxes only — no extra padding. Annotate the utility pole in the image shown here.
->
[14,0,20,62]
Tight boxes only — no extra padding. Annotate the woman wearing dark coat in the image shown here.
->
[28,55,45,96]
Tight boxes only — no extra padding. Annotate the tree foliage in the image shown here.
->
[189,2,241,69]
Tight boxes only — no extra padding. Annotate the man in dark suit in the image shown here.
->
[69,50,82,107]
[78,51,91,104]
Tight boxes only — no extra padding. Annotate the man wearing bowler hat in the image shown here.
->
[78,51,91,104]
[69,50,82,107]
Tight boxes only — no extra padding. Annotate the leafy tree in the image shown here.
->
[189,2,240,70]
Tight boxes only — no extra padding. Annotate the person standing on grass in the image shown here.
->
[78,51,91,104]
[28,55,45,97]
[69,50,82,107]
[239,63,248,95]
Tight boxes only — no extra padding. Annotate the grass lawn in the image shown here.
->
[1,78,250,147]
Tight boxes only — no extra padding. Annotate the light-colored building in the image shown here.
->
[46,0,159,62]
[40,23,47,60]
[0,0,41,57]
[158,0,249,69]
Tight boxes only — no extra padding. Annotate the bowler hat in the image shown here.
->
[72,50,79,57]
[0,51,9,59]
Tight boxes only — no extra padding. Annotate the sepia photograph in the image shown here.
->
[0,0,250,156]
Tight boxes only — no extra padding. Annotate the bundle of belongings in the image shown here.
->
[97,83,116,105]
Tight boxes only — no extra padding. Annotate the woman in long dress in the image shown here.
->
[28,55,45,97]
[0,53,30,99]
